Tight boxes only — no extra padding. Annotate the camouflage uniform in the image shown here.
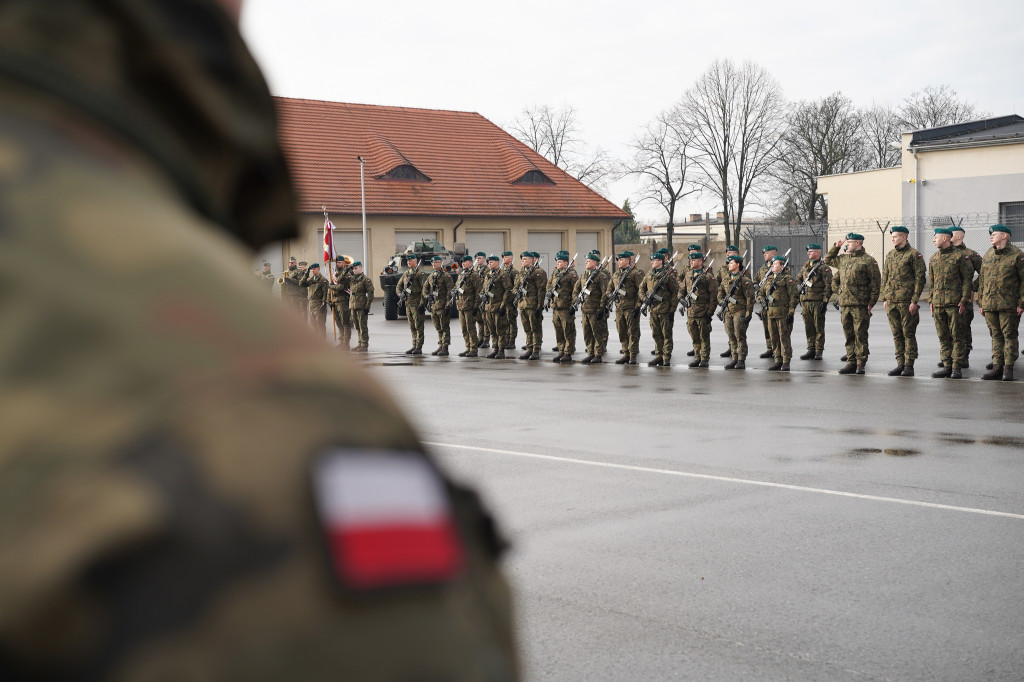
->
[282,264,308,320]
[481,267,513,354]
[680,266,717,364]
[796,258,833,356]
[300,268,331,339]
[501,262,519,348]
[978,243,1024,369]
[717,270,756,364]
[473,263,490,346]
[257,269,276,291]
[826,245,881,366]
[881,243,927,368]
[397,267,429,352]
[754,260,775,353]
[547,265,579,359]
[955,242,984,358]
[454,267,482,355]
[348,272,375,348]
[516,265,548,357]
[572,266,610,361]
[759,270,799,365]
[329,263,353,348]
[0,1,517,679]
[928,246,974,369]
[639,265,679,364]
[423,268,454,352]
[608,266,645,362]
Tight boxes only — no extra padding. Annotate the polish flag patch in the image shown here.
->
[311,451,465,591]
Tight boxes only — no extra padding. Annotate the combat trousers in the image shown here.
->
[485,309,508,349]
[760,311,771,345]
[686,312,712,361]
[458,310,479,351]
[407,305,426,348]
[520,307,543,353]
[332,301,352,347]
[963,302,975,354]
[723,312,749,360]
[984,310,1021,367]
[476,310,489,344]
[768,316,793,362]
[292,295,308,322]
[933,306,966,368]
[801,300,826,351]
[505,305,518,346]
[615,308,641,356]
[886,302,920,364]
[582,311,608,356]
[310,305,328,339]
[351,309,369,346]
[552,309,576,354]
[649,311,674,359]
[431,306,451,347]
[840,305,871,363]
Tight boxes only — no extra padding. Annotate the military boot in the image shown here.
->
[841,354,849,362]
[648,357,663,367]
[493,349,505,359]
[950,367,962,379]
[627,355,638,365]
[982,365,1003,380]
[615,355,629,364]
[581,354,594,364]
[902,361,914,376]
[962,359,970,368]
[780,363,790,371]
[521,345,528,350]
[412,347,423,355]
[438,346,449,357]
[686,349,696,356]
[560,354,573,363]
[986,362,995,370]
[932,366,952,378]
[937,361,945,368]
[768,361,783,371]
[688,359,701,368]
[487,349,499,359]
[430,348,439,356]
[720,349,732,358]
[735,360,746,370]
[551,353,564,362]
[838,362,857,375]
[465,349,478,357]
[856,363,866,375]
[662,356,671,367]
[1003,366,1015,382]
[458,350,468,357]
[759,350,774,359]
[518,351,531,360]
[591,355,603,364]
[813,351,823,360]
[528,352,540,360]
[505,342,516,350]
[552,346,559,352]
[479,340,490,349]
[699,359,709,368]
[888,365,905,376]
[800,349,815,360]
[405,347,417,355]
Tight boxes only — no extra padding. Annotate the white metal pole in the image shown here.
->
[358,156,368,269]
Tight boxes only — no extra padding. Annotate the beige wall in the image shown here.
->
[817,167,902,257]
[899,133,1024,180]
[280,214,616,278]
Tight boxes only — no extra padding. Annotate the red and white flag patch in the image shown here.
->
[312,451,464,591]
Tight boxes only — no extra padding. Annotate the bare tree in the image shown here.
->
[898,84,986,131]
[620,111,698,251]
[509,104,614,194]
[772,92,866,222]
[676,59,786,246]
[860,103,902,169]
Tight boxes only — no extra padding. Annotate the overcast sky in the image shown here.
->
[241,0,1024,224]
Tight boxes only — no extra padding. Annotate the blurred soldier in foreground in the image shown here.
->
[881,226,926,377]
[928,228,974,379]
[0,1,517,679]
[827,233,881,375]
[978,224,1024,381]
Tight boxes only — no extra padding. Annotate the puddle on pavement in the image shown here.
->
[883,448,920,457]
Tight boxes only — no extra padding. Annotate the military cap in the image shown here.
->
[520,251,531,258]
[762,245,777,253]
[335,254,345,261]
[806,243,822,251]
[298,261,308,267]
[616,251,631,259]
[726,244,739,252]
[586,253,600,262]
[406,253,419,260]
[934,227,953,236]
[726,255,744,263]
[688,251,704,260]
[589,249,601,257]
[431,255,443,262]
[262,261,271,266]
[502,250,513,256]
[657,247,670,255]
[351,261,362,267]
[461,255,473,262]
[475,251,486,258]
[650,253,664,261]
[890,225,909,234]
[532,251,542,259]
[556,251,570,260]
[950,225,965,233]
[687,244,702,252]
[289,256,297,261]
[846,232,865,241]
[772,255,787,263]
[487,255,500,262]
[989,224,1012,234]
[308,262,320,269]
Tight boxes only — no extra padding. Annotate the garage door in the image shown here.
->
[528,232,563,269]
[576,232,599,271]
[395,229,439,254]
[465,232,505,258]
[331,230,368,264]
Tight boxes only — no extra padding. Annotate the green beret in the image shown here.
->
[950,225,965,233]
[487,255,500,262]
[806,243,822,251]
[462,255,473,263]
[772,255,787,263]
[532,251,542,259]
[589,249,601,257]
[556,254,569,262]
[624,251,635,258]
[726,255,743,264]
[556,250,570,258]
[586,253,600,262]
[687,244,701,251]
[502,250,513,256]
[688,252,704,260]
[308,262,320,269]
[520,251,531,258]
[406,253,419,260]
[846,233,864,241]
[351,261,361,267]
[430,255,442,262]
[726,244,739,252]
[934,227,953,236]
[657,247,670,255]
[650,254,664,263]
[475,251,486,257]
[890,225,909,234]
[762,245,778,253]
[989,224,1011,234]
[616,251,631,259]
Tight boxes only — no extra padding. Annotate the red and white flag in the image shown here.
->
[323,217,336,264]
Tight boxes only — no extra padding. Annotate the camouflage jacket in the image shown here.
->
[481,269,513,312]
[453,269,482,312]
[281,265,305,300]
[299,271,330,310]
[978,243,1024,311]
[606,266,645,311]
[928,247,974,308]
[639,267,680,315]
[396,268,429,307]
[954,243,983,295]
[826,245,881,307]
[759,272,798,318]
[257,271,275,291]
[881,244,927,302]
[572,268,610,314]
[329,265,353,302]
[348,273,375,310]
[514,266,548,310]
[796,259,833,302]
[546,266,579,310]
[717,272,756,317]
[423,269,454,310]
[679,266,718,317]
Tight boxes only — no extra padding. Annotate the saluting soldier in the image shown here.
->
[573,253,610,364]
[472,251,490,347]
[609,251,645,365]
[928,227,974,379]
[299,262,330,339]
[481,255,513,358]
[547,251,579,362]
[680,251,717,368]
[759,255,799,371]
[500,250,518,349]
[348,261,374,351]
[454,255,482,357]
[423,255,453,356]
[754,246,779,359]
[978,224,1024,381]
[515,251,547,360]
[797,243,833,361]
[717,244,741,358]
[718,255,756,370]
[396,254,429,355]
[951,225,983,367]
[826,233,882,375]
[639,252,679,366]
[881,226,927,377]
[329,255,354,349]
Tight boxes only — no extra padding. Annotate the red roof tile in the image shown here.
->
[275,97,628,220]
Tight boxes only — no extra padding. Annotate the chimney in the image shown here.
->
[716,212,725,219]
[689,213,702,222]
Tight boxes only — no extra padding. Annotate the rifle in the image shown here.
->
[755,248,791,320]
[512,257,543,307]
[639,251,679,317]
[448,269,470,307]
[679,258,715,316]
[478,269,498,309]
[571,257,610,312]
[604,255,641,314]
[714,260,753,321]
[543,253,578,311]
[797,258,826,297]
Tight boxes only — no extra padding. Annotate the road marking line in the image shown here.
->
[424,441,1024,520]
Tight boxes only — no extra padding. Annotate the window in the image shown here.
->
[999,201,1024,244]
[382,164,430,181]
[514,170,554,185]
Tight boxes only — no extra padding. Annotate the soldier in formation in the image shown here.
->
[300,262,330,339]
[640,252,679,366]
[978,224,1024,381]
[472,251,490,347]
[827,233,881,375]
[760,255,799,371]
[481,255,513,358]
[424,255,453,356]
[609,251,645,365]
[329,255,354,348]
[397,254,428,355]
[718,254,756,370]
[754,246,780,359]
[716,245,741,358]
[515,251,547,360]
[280,256,307,319]
[881,226,927,376]
[547,251,579,362]
[455,255,482,357]
[348,261,374,351]
[796,243,832,361]
[928,227,974,379]
[500,250,518,349]
[680,251,717,368]
[951,225,983,366]
[573,253,610,363]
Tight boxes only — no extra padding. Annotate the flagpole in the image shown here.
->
[324,207,337,342]
[357,156,368,273]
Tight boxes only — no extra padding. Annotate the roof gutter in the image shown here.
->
[910,135,1024,153]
